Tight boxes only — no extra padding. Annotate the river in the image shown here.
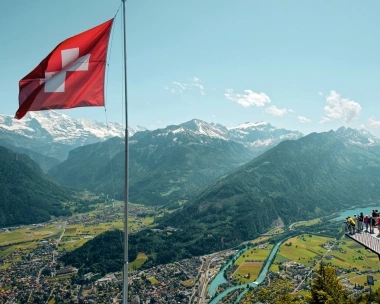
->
[333,206,378,221]
[208,241,282,304]
[208,248,246,297]
[207,205,378,303]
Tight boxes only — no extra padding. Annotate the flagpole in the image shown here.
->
[122,0,129,303]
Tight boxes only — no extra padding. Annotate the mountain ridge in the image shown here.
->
[0,111,146,161]
[47,118,303,205]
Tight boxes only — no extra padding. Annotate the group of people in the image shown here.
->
[345,210,380,235]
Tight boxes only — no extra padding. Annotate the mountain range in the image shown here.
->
[61,127,380,269]
[0,111,145,162]
[47,119,303,205]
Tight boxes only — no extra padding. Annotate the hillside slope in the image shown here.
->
[161,130,380,248]
[49,122,254,205]
[0,146,72,227]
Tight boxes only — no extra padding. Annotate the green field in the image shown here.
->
[0,225,63,247]
[293,218,321,227]
[232,244,273,284]
[181,278,196,287]
[233,262,264,284]
[270,234,380,288]
[129,253,148,271]
[0,201,157,260]
[266,227,285,235]
[148,276,159,284]
[235,244,273,266]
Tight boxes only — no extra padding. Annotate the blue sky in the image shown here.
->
[1,0,380,136]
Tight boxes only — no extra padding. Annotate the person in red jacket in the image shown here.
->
[364,215,370,232]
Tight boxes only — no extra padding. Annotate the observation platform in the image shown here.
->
[345,227,380,257]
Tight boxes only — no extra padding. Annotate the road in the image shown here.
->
[190,249,232,304]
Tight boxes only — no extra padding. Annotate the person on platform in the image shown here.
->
[359,212,364,231]
[370,216,376,234]
[364,215,370,232]
[354,214,360,233]
[346,216,356,234]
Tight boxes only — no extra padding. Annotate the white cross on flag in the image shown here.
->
[16,19,114,120]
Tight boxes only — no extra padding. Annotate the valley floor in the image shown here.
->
[1,207,380,303]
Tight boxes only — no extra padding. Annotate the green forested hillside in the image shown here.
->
[59,230,124,276]
[47,137,124,199]
[160,131,380,250]
[0,146,72,227]
[0,140,60,172]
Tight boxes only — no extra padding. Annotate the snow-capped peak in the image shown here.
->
[336,126,380,146]
[0,111,146,146]
[180,119,229,140]
[228,121,269,130]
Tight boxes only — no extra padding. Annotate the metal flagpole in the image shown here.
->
[122,0,129,303]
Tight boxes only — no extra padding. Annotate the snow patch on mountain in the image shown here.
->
[228,121,268,130]
[180,119,229,140]
[336,127,380,147]
[0,111,147,146]
[0,111,146,147]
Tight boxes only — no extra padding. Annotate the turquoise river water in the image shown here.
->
[207,205,379,303]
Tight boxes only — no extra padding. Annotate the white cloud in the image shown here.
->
[225,89,270,108]
[173,82,186,91]
[167,77,205,95]
[318,92,323,96]
[319,116,331,124]
[264,105,291,117]
[368,117,380,128]
[193,83,205,95]
[298,116,311,123]
[320,90,362,124]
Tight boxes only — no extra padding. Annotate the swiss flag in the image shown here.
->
[16,19,114,120]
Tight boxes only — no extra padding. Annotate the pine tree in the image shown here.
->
[255,278,303,304]
[308,262,350,304]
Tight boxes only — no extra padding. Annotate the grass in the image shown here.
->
[161,186,180,197]
[58,238,90,252]
[235,245,273,266]
[0,204,156,258]
[0,224,63,246]
[0,241,39,259]
[232,244,273,284]
[129,253,148,271]
[141,217,154,226]
[0,263,11,270]
[248,236,271,244]
[233,262,264,284]
[266,227,285,235]
[293,218,321,227]
[148,276,159,284]
[271,234,380,288]
[181,278,196,287]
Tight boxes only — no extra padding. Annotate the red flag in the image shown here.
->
[16,19,114,120]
